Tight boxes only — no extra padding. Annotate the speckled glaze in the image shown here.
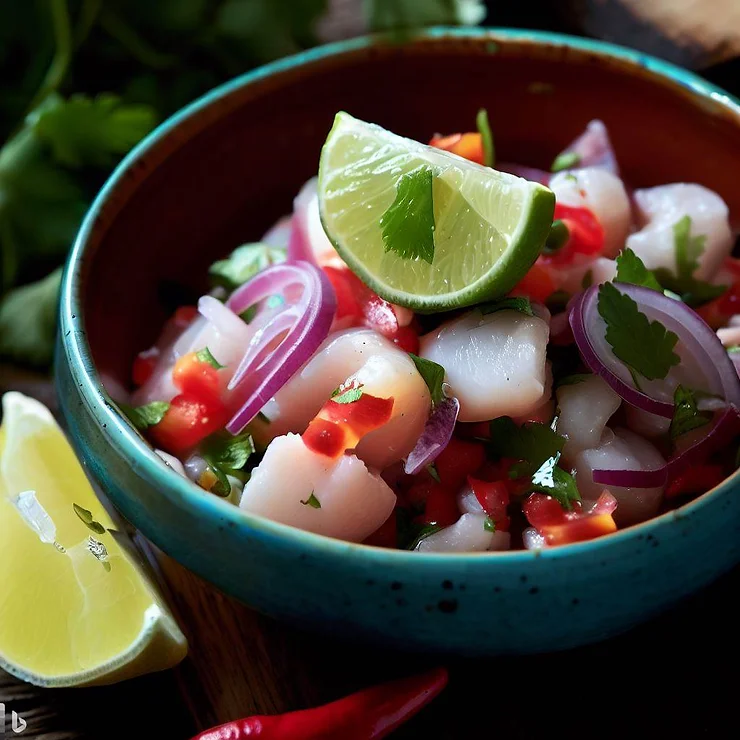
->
[57,28,740,654]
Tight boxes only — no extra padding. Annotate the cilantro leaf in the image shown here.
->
[551,151,580,173]
[544,220,569,254]
[405,523,442,550]
[670,385,713,442]
[427,463,441,483]
[409,354,445,406]
[331,385,364,404]
[73,503,94,525]
[478,296,534,316]
[32,93,156,168]
[528,456,581,510]
[597,281,680,382]
[196,347,224,369]
[488,416,566,477]
[380,167,436,264]
[202,431,255,474]
[484,516,496,532]
[120,401,170,430]
[209,242,286,291]
[615,248,662,292]
[300,492,321,509]
[0,267,61,366]
[476,108,494,167]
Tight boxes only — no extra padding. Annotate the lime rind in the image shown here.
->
[318,112,555,312]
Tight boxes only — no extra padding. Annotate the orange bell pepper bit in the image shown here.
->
[429,132,484,165]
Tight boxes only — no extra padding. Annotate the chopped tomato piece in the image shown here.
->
[302,418,347,458]
[429,132,484,165]
[391,325,420,354]
[511,259,557,303]
[541,514,617,546]
[172,351,222,403]
[132,348,159,387]
[540,203,605,266]
[434,438,486,490]
[468,477,510,531]
[150,394,226,454]
[422,484,459,527]
[173,305,199,326]
[364,511,398,548]
[323,265,362,321]
[666,464,725,499]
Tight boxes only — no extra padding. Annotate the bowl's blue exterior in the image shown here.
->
[57,28,740,655]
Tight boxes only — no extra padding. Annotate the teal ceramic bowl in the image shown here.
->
[57,28,740,655]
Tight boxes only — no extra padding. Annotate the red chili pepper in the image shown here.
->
[190,667,448,740]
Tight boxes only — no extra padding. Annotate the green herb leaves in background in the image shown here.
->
[209,243,287,291]
[120,400,170,430]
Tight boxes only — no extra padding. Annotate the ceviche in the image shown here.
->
[122,112,740,552]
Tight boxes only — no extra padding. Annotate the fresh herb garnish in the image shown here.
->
[615,248,662,292]
[476,107,494,167]
[209,243,286,291]
[597,281,680,385]
[489,416,566,477]
[409,354,445,406]
[670,385,713,441]
[551,151,580,173]
[202,431,255,474]
[196,347,224,369]
[120,401,170,430]
[380,166,436,264]
[528,456,581,510]
[73,503,106,535]
[484,516,496,533]
[331,385,364,404]
[544,220,569,253]
[427,463,441,483]
[581,269,594,290]
[301,492,321,509]
[479,296,535,317]
[405,523,442,550]
[653,216,727,306]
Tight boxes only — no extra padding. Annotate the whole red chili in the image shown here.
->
[190,667,448,740]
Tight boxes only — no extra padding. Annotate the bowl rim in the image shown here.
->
[60,26,740,566]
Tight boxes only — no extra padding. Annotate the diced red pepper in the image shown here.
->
[540,203,605,266]
[511,259,557,303]
[391,325,420,354]
[422,484,460,527]
[666,464,725,499]
[541,514,617,546]
[302,418,348,458]
[434,438,486,490]
[150,394,227,454]
[132,348,159,387]
[522,492,565,528]
[429,132,484,165]
[468,477,510,531]
[172,351,222,403]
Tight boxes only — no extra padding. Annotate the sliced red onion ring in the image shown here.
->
[497,162,550,185]
[570,283,740,417]
[730,350,740,378]
[404,397,460,475]
[225,261,336,434]
[561,120,619,175]
[593,405,740,488]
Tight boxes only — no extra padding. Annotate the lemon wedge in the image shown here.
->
[0,392,187,687]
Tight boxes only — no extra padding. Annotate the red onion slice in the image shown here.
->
[404,397,460,475]
[225,261,336,434]
[561,120,619,175]
[570,284,740,417]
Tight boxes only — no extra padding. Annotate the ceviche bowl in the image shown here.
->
[57,28,740,654]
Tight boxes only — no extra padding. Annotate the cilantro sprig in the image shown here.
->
[201,430,256,497]
[670,385,713,442]
[528,456,581,510]
[409,354,445,407]
[488,416,566,477]
[120,401,170,430]
[209,242,286,291]
[615,248,662,292]
[331,385,364,404]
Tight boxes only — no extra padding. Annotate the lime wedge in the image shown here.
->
[318,112,555,311]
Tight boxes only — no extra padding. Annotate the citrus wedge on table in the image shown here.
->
[318,112,555,311]
[0,392,186,687]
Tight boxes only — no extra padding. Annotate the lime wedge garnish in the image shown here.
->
[318,113,555,311]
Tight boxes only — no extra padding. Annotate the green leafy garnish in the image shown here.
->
[615,248,662,292]
[479,296,534,317]
[483,516,496,533]
[581,269,594,290]
[653,216,727,306]
[670,385,713,442]
[405,523,442,550]
[202,431,255,474]
[368,0,486,34]
[380,166,436,264]
[196,347,224,369]
[300,492,321,509]
[728,345,740,354]
[551,151,580,173]
[555,373,592,388]
[409,353,445,406]
[528,456,581,510]
[427,463,441,483]
[73,503,106,535]
[120,401,170,430]
[489,416,566,477]
[209,242,286,291]
[331,385,364,404]
[476,107,494,167]
[544,220,569,253]
[597,281,680,384]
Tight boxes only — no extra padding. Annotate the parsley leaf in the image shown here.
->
[615,248,662,292]
[380,166,436,264]
[488,416,566,477]
[476,108,494,167]
[409,354,445,406]
[670,385,713,441]
[209,242,286,291]
[300,492,321,509]
[202,431,255,474]
[196,347,224,369]
[597,282,680,382]
[331,385,364,404]
[478,296,534,316]
[120,401,170,430]
[484,516,496,532]
[528,456,581,510]
[551,151,580,173]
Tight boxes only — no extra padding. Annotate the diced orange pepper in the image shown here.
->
[429,132,484,165]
